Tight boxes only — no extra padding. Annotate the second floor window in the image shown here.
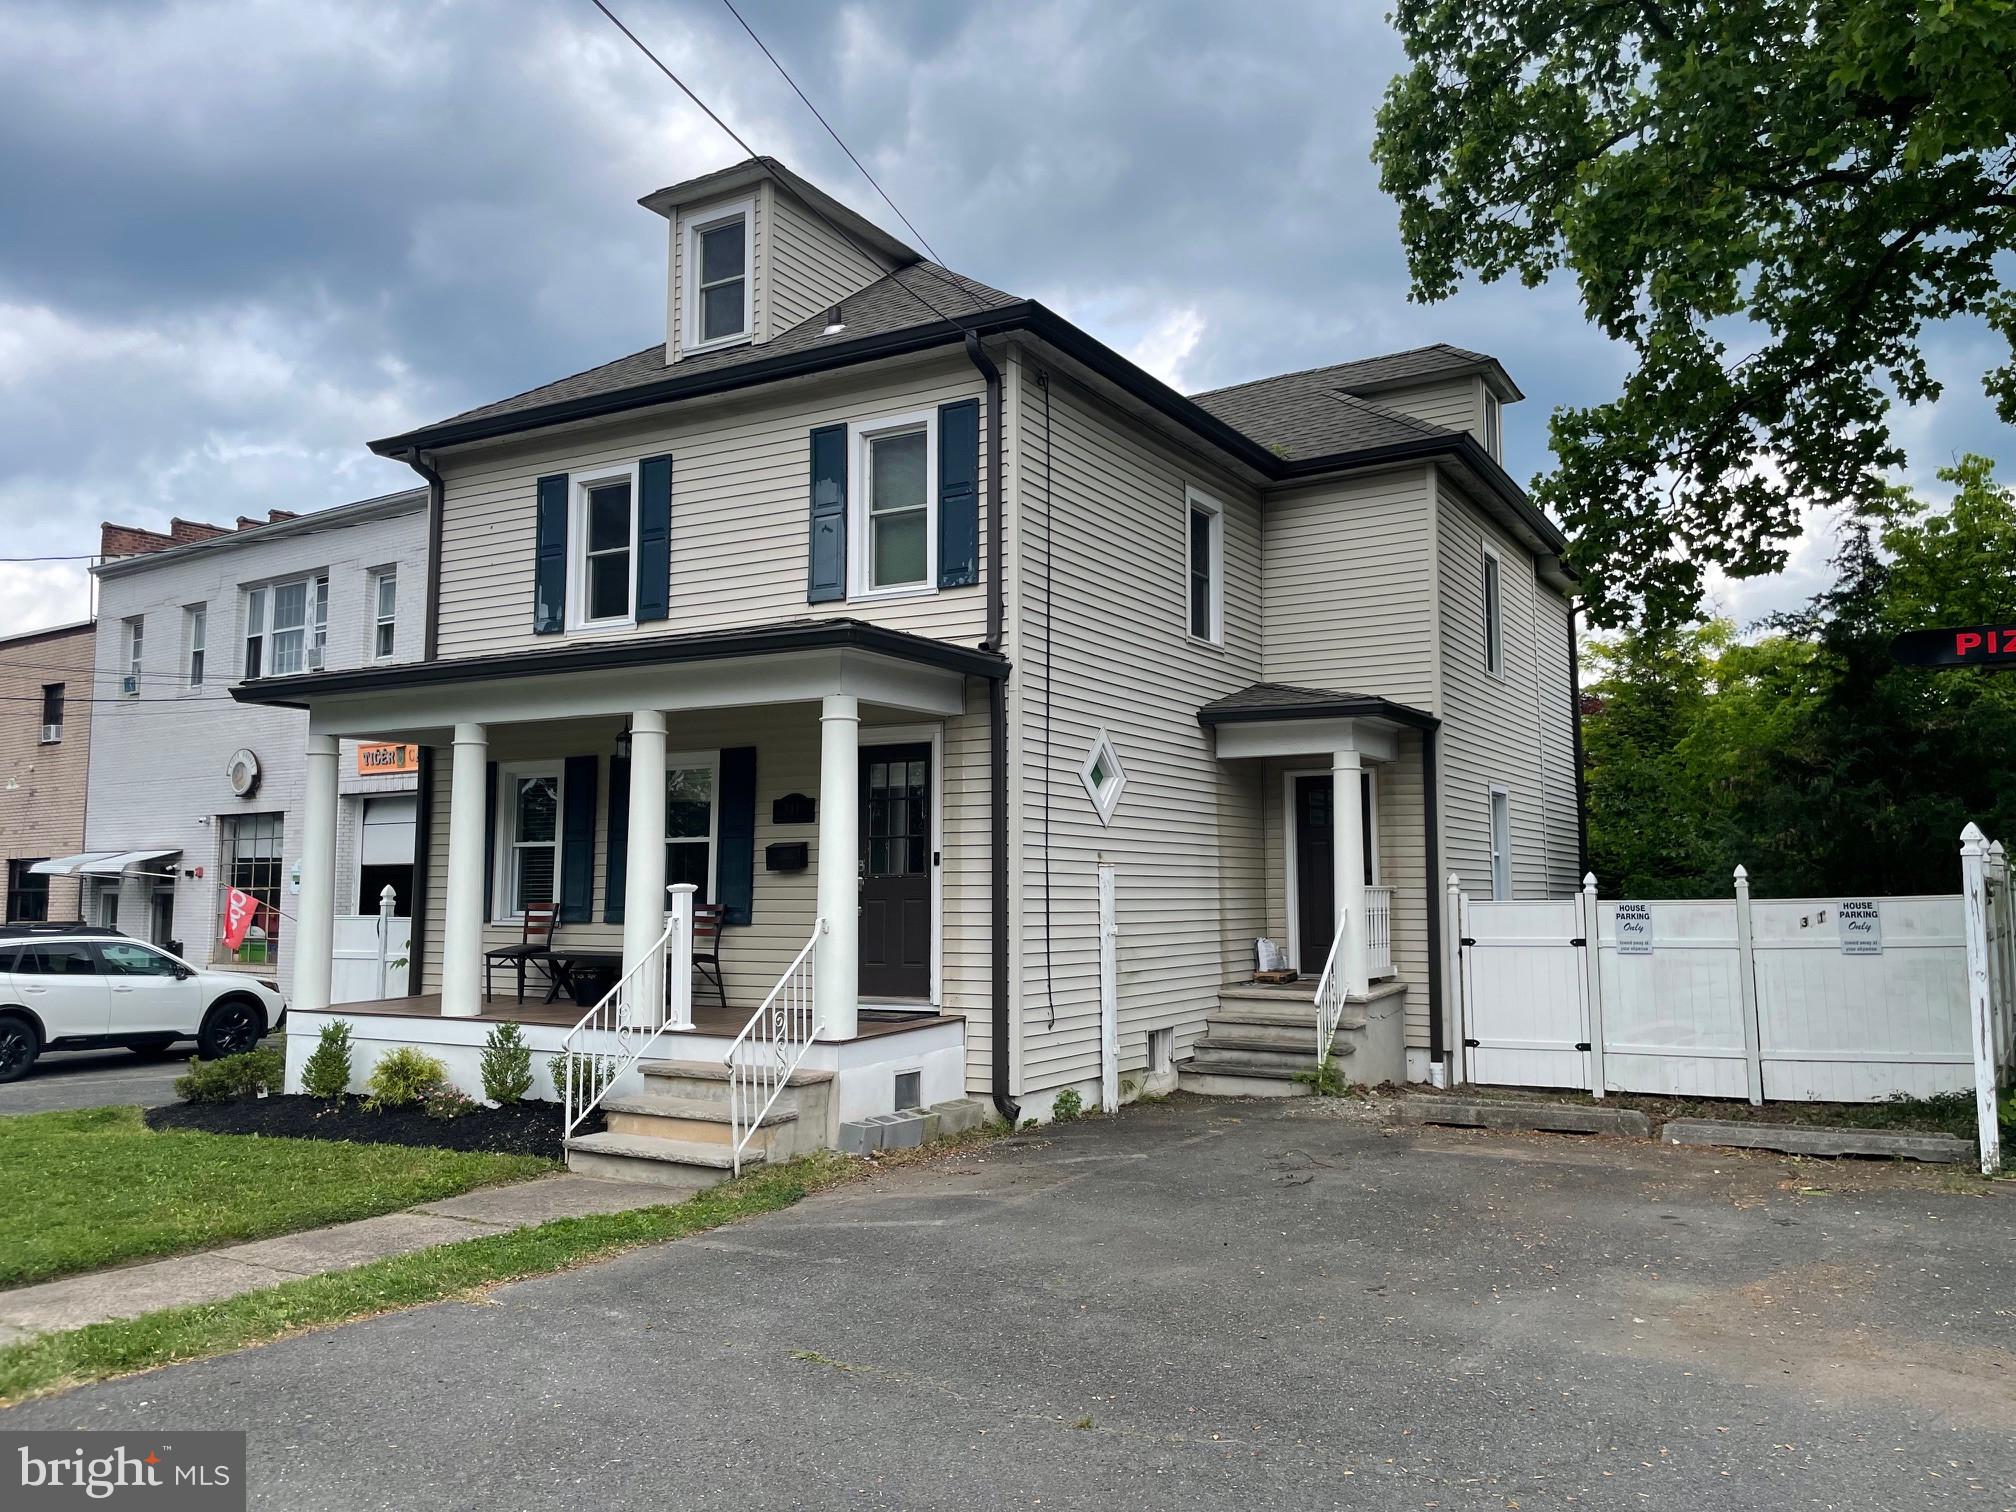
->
[684,201,752,348]
[371,570,397,660]
[571,471,636,628]
[39,683,62,742]
[1482,545,1504,676]
[122,617,144,694]
[187,604,206,687]
[1185,487,1224,644]
[850,413,936,597]
[245,574,328,678]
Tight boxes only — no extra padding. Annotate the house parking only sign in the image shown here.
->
[1614,901,1654,955]
[1839,899,1883,955]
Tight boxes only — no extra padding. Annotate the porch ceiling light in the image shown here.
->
[1078,729,1127,827]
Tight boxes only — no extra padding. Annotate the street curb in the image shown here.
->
[1393,1097,1652,1138]
[1659,1118,1973,1164]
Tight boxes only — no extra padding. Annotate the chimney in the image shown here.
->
[169,517,230,545]
[267,509,299,524]
[99,522,176,560]
[236,516,265,532]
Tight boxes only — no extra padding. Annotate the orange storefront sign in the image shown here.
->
[356,742,421,776]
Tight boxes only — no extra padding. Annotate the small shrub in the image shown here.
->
[364,1047,448,1110]
[421,1085,477,1121]
[480,1022,534,1105]
[1051,1087,1084,1122]
[174,1047,285,1104]
[546,1049,617,1108]
[300,1019,354,1101]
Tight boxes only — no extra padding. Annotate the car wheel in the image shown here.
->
[127,1036,180,1058]
[0,1015,39,1083]
[197,998,264,1060]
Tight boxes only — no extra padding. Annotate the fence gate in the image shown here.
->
[1458,896,1590,1090]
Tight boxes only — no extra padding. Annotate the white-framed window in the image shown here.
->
[121,616,144,695]
[370,570,397,660]
[243,574,327,678]
[186,604,206,687]
[665,753,719,900]
[1488,786,1512,899]
[1483,392,1502,460]
[494,763,562,920]
[1185,485,1224,644]
[849,411,937,599]
[39,683,62,743]
[1078,730,1128,826]
[569,464,639,630]
[1482,543,1504,677]
[681,197,754,351]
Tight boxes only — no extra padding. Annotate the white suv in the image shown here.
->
[0,926,287,1082]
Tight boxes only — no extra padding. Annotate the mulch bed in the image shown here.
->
[145,1095,600,1159]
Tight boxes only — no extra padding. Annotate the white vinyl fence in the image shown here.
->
[331,886,410,1004]
[1452,827,2015,1174]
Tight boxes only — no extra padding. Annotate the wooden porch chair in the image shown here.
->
[485,902,557,1005]
[691,903,727,1014]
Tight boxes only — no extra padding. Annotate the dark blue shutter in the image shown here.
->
[482,761,498,916]
[807,425,847,603]
[559,755,598,923]
[636,454,672,623]
[937,398,980,589]
[717,746,758,926]
[603,754,630,924]
[533,473,569,634]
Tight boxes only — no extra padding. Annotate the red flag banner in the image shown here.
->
[221,887,260,951]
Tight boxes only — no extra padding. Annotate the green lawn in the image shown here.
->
[0,1107,554,1289]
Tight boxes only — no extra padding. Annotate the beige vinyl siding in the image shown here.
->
[432,354,988,659]
[1008,359,1265,1100]
[1365,377,1484,439]
[416,697,996,1082]
[1435,481,1560,901]
[1260,469,1437,706]
[764,184,893,340]
[1534,587,1583,893]
[668,191,767,363]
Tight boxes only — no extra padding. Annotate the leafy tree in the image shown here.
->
[1582,456,2016,894]
[1375,0,2016,628]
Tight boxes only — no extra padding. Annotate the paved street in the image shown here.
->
[0,1045,192,1114]
[6,1097,2012,1509]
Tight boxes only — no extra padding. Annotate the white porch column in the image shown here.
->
[441,721,489,1018]
[623,710,669,1025]
[292,733,340,1014]
[815,693,860,1041]
[1332,748,1368,999]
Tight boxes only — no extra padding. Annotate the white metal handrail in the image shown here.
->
[1313,925,1349,1064]
[1365,886,1395,980]
[560,916,677,1141]
[724,920,822,1176]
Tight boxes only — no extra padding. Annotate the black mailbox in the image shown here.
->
[765,841,810,872]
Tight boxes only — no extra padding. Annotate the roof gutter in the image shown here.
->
[961,331,1018,1126]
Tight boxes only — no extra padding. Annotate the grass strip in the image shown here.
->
[0,1151,857,1407]
[0,1107,555,1288]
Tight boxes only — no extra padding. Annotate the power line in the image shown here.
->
[586,0,969,339]
[717,0,944,267]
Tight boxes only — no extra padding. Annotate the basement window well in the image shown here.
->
[1079,730,1128,826]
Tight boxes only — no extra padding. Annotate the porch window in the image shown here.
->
[665,758,718,898]
[570,467,637,629]
[1185,486,1223,644]
[497,765,562,919]
[850,413,936,597]
[1488,786,1512,899]
[219,811,283,965]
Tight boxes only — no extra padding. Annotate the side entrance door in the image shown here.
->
[860,742,932,1001]
[1293,775,1334,974]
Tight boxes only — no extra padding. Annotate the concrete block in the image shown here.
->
[837,1120,884,1156]
[879,1111,925,1150]
[1659,1118,1973,1164]
[1395,1097,1652,1138]
[914,1109,943,1143]
[928,1098,985,1135]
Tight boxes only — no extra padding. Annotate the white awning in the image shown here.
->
[34,849,180,877]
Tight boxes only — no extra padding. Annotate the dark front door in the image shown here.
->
[860,743,932,1000]
[1294,775,1334,974]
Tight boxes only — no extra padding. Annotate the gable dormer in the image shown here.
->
[640,157,921,365]
[1333,347,1523,463]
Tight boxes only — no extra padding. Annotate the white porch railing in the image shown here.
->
[1365,886,1394,981]
[560,892,695,1141]
[724,920,822,1177]
[1314,926,1349,1064]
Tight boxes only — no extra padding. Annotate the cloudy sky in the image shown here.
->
[2,0,2009,637]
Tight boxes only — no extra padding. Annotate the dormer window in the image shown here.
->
[683,199,753,351]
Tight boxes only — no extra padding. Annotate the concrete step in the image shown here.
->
[1210,1002,1368,1032]
[1218,982,1318,1006]
[1176,1068,1313,1099]
[1198,1018,1359,1052]
[636,1059,833,1115]
[602,1093,798,1149]
[1187,1046,1348,1081]
[1193,1033,1356,1061]
[564,1130,761,1188]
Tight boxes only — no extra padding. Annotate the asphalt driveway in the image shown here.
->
[0,1046,192,1114]
[6,1097,2012,1509]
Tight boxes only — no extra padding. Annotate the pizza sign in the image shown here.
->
[1889,626,2016,669]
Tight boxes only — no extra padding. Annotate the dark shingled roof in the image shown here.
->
[1198,682,1439,729]
[432,262,1018,430]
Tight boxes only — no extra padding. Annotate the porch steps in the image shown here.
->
[1177,980,1367,1098]
[564,1131,756,1190]
[565,1058,837,1187]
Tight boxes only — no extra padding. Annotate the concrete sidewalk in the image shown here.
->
[0,1174,672,1344]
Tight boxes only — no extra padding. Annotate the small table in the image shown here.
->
[541,950,624,1006]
